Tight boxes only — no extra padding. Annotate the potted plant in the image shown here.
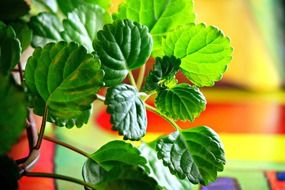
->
[0,0,233,189]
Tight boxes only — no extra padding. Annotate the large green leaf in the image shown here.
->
[62,4,112,52]
[0,155,20,190]
[116,0,195,55]
[105,84,147,140]
[0,0,29,21]
[0,75,27,155]
[90,140,148,171]
[155,83,206,121]
[25,42,104,128]
[0,22,21,74]
[144,56,180,92]
[10,21,33,51]
[94,19,153,86]
[139,143,191,190]
[163,23,233,87]
[156,126,226,185]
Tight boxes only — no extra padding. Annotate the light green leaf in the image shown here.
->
[25,42,104,128]
[0,0,29,21]
[0,75,27,155]
[163,23,233,87]
[105,84,147,140]
[0,22,21,75]
[94,19,153,86]
[156,126,226,185]
[29,13,64,47]
[10,21,33,51]
[144,56,180,92]
[116,0,195,55]
[90,140,148,171]
[155,83,206,121]
[139,143,191,190]
[62,4,112,52]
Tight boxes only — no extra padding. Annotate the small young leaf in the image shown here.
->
[155,83,206,121]
[156,126,226,185]
[0,155,20,190]
[144,56,181,92]
[62,4,112,52]
[116,0,195,56]
[25,42,104,128]
[0,0,29,21]
[139,143,191,190]
[0,75,27,155]
[94,19,153,87]
[163,23,233,87]
[10,21,33,51]
[0,22,21,74]
[105,84,147,140]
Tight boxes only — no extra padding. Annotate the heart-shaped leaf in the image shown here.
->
[105,84,147,140]
[0,155,20,190]
[94,19,153,87]
[10,21,32,52]
[0,75,27,155]
[163,23,233,87]
[156,126,226,185]
[144,56,181,92]
[116,0,195,56]
[155,83,206,121]
[0,0,29,21]
[25,42,104,128]
[0,22,21,74]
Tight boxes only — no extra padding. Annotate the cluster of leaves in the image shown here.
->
[0,0,232,189]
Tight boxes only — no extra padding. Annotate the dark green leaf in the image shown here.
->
[139,143,191,190]
[29,13,64,47]
[0,155,19,190]
[163,23,233,87]
[62,4,112,52]
[156,126,226,185]
[144,56,180,92]
[0,0,29,21]
[90,140,148,171]
[10,21,33,51]
[105,84,147,140]
[94,19,153,86]
[0,74,27,155]
[116,0,195,55]
[0,22,21,74]
[155,83,206,121]
[25,42,104,128]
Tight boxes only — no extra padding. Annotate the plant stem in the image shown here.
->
[17,63,24,84]
[24,172,97,190]
[43,135,91,159]
[145,103,181,131]
[136,64,146,91]
[35,105,48,149]
[128,71,137,88]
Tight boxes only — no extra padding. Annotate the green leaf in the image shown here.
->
[90,140,148,171]
[0,22,21,74]
[116,0,195,55]
[94,19,153,86]
[29,13,64,47]
[163,23,233,87]
[57,0,111,15]
[62,4,112,52]
[105,84,147,140]
[0,155,20,190]
[144,56,180,92]
[0,0,29,21]
[10,21,33,51]
[139,143,191,190]
[25,42,104,128]
[156,126,226,185]
[0,75,27,155]
[155,83,206,121]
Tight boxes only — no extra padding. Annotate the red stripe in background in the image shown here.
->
[96,103,285,134]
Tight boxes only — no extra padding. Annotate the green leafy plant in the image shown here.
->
[0,0,232,189]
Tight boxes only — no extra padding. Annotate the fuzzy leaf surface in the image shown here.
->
[155,83,206,121]
[116,0,195,55]
[105,84,147,140]
[25,42,104,128]
[156,126,226,185]
[163,23,233,87]
[94,19,152,86]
